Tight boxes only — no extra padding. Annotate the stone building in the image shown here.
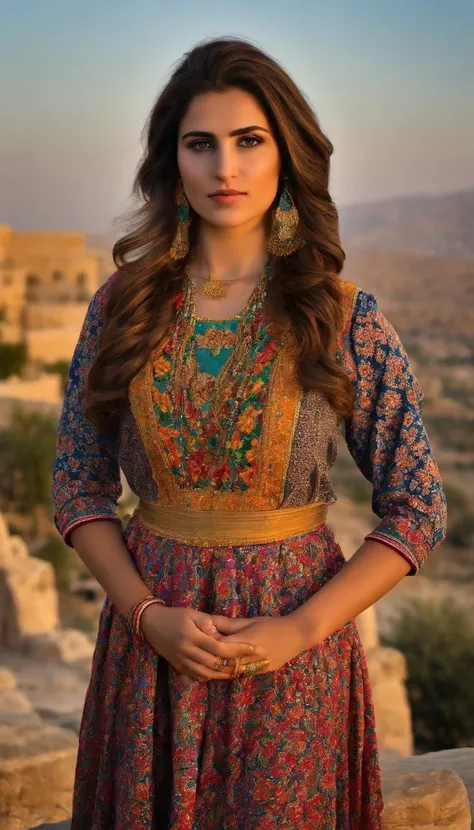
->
[0,225,114,373]
[0,225,113,327]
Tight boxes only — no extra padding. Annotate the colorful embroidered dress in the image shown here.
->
[52,272,447,830]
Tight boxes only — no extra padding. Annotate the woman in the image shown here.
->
[52,37,447,829]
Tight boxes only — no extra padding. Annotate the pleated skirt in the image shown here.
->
[70,514,384,830]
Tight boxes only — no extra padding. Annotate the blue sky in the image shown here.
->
[0,0,473,232]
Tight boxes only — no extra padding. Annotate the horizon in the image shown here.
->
[1,0,473,233]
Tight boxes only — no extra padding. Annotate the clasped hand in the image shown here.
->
[210,613,308,677]
[140,603,309,685]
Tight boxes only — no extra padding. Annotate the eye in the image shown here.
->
[187,135,263,151]
[238,136,263,147]
[188,139,212,150]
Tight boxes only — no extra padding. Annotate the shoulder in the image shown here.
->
[84,271,120,321]
[338,280,401,351]
[337,281,407,373]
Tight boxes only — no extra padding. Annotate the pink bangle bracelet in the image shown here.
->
[128,595,167,638]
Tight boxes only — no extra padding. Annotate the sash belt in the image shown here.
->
[136,499,329,547]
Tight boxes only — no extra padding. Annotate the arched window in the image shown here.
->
[52,269,64,282]
[76,271,87,287]
[26,273,40,287]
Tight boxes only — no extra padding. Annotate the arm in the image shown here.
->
[292,288,447,647]
[52,276,154,616]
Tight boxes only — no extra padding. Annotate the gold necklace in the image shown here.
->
[171,268,270,424]
[184,264,266,299]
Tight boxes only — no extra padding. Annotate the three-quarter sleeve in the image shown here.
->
[342,288,447,574]
[52,275,123,547]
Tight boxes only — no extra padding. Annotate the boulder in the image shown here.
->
[0,511,59,649]
[367,646,414,756]
[382,764,471,829]
[23,629,94,664]
[0,715,77,829]
[381,749,474,829]
[0,667,17,690]
[0,687,32,714]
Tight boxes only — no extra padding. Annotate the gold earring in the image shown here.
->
[268,181,305,256]
[169,182,191,260]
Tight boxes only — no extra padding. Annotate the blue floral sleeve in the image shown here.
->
[52,275,123,547]
[342,288,447,573]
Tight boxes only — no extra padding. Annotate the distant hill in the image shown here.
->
[342,248,474,340]
[339,189,474,258]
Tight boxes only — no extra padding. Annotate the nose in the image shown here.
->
[213,142,239,182]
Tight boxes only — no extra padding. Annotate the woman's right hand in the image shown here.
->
[140,604,257,682]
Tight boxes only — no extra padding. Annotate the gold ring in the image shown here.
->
[230,656,241,679]
[213,657,231,672]
[238,659,270,677]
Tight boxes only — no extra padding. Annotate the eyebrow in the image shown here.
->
[181,125,271,140]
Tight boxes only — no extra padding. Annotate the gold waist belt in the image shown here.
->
[136,500,329,547]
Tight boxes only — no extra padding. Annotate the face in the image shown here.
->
[177,87,281,230]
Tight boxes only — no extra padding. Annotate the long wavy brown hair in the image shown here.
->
[86,36,355,428]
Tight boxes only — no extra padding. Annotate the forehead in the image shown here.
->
[179,88,271,134]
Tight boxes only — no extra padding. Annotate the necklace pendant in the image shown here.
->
[200,280,229,299]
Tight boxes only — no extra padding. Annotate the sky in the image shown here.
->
[0,0,473,233]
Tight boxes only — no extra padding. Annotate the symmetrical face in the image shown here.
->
[177,87,281,231]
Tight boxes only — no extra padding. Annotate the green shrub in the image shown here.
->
[0,342,27,379]
[34,535,71,590]
[384,598,474,752]
[446,513,474,548]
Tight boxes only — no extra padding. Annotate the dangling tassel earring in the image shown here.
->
[268,178,305,256]
[169,181,191,260]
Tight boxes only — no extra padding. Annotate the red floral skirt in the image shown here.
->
[71,515,384,829]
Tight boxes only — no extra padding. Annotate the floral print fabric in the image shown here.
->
[342,290,447,573]
[150,312,278,492]
[71,518,383,830]
[51,273,447,829]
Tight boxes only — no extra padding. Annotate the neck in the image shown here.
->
[190,216,270,281]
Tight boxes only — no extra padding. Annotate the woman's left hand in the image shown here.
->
[209,613,308,675]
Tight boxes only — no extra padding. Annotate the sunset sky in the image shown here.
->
[1,0,473,233]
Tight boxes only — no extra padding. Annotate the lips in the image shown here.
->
[209,190,246,196]
[209,191,246,204]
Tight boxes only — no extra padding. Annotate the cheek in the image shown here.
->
[177,151,207,189]
[248,155,280,206]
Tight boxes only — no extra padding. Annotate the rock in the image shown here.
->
[0,667,16,690]
[0,687,32,714]
[0,511,10,559]
[367,646,414,757]
[23,629,94,664]
[356,605,380,652]
[0,510,59,649]
[381,748,474,828]
[0,715,77,828]
[7,534,29,560]
[381,753,473,829]
[29,823,71,830]
[0,648,89,729]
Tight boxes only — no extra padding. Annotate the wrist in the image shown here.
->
[289,606,322,651]
[128,595,167,639]
[140,601,169,622]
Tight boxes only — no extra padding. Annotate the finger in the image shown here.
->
[185,644,260,674]
[181,657,234,682]
[196,616,218,635]
[194,630,255,658]
[212,615,254,633]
